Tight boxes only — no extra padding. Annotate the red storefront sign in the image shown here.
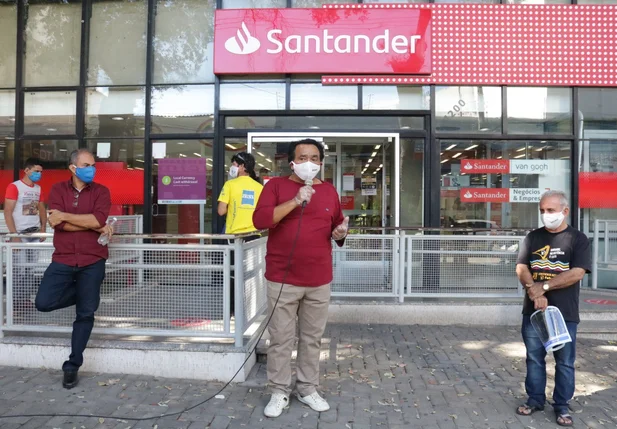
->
[460,188,509,203]
[460,159,509,174]
[214,9,432,75]
[584,299,617,306]
[321,4,617,88]
[579,172,617,209]
[341,196,355,210]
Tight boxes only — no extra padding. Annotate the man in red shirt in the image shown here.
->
[35,149,113,389]
[4,158,46,312]
[253,139,349,418]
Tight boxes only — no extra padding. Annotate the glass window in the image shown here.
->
[153,0,215,85]
[507,87,572,135]
[579,88,617,140]
[152,140,214,234]
[0,1,17,88]
[435,86,502,134]
[292,0,356,5]
[223,0,285,7]
[580,140,617,229]
[21,139,78,167]
[86,87,146,138]
[290,84,358,110]
[85,140,145,218]
[151,85,214,135]
[363,86,429,111]
[24,91,77,136]
[88,0,147,86]
[225,115,424,131]
[439,140,571,230]
[401,138,424,227]
[220,83,286,111]
[24,1,81,87]
[0,90,15,139]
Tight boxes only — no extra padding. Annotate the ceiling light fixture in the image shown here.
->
[465,144,478,150]
[446,144,457,150]
[452,153,462,159]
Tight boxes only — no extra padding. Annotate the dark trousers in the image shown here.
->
[35,259,106,371]
[522,315,578,414]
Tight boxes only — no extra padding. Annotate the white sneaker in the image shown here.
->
[264,393,289,418]
[296,391,330,412]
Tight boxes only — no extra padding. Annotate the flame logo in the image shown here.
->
[225,22,260,55]
[464,191,473,198]
[463,161,472,170]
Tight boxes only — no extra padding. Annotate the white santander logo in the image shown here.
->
[464,191,473,198]
[225,22,260,55]
[463,162,472,170]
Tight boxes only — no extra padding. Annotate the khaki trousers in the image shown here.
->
[266,281,330,397]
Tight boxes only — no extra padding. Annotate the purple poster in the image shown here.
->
[158,158,206,204]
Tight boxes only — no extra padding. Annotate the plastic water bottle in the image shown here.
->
[98,217,117,246]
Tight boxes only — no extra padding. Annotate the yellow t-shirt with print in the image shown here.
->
[218,176,263,234]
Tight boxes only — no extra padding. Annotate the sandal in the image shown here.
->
[516,403,543,416]
[556,412,574,426]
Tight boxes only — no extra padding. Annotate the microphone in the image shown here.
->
[302,179,313,208]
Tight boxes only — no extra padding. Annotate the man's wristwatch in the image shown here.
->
[542,283,550,291]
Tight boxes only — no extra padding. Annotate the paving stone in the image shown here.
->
[1,324,617,428]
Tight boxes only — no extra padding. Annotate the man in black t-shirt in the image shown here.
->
[515,190,591,427]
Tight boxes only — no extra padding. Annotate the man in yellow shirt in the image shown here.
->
[217,152,263,315]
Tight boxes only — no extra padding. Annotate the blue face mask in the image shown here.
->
[28,171,42,183]
[74,166,96,184]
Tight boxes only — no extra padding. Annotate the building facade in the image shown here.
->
[0,0,615,251]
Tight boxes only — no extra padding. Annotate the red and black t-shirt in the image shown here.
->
[517,225,592,323]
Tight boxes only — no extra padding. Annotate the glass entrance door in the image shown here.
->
[247,132,400,228]
[331,138,393,230]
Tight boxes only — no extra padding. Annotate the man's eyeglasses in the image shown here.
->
[73,191,80,207]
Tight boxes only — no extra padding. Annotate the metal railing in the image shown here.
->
[591,219,617,289]
[1,233,267,348]
[402,232,523,298]
[1,229,526,346]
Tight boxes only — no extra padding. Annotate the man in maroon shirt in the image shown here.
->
[35,149,112,389]
[253,139,349,418]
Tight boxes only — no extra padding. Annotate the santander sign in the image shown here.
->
[214,8,431,75]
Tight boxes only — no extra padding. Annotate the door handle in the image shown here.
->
[152,203,159,216]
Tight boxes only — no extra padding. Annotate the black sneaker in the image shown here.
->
[62,370,79,389]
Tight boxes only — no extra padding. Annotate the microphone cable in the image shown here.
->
[0,205,308,423]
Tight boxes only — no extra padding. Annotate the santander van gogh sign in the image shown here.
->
[214,8,432,75]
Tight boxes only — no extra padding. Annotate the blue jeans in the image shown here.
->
[521,315,578,414]
[35,260,106,371]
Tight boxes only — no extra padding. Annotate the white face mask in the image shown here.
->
[541,211,565,230]
[292,161,320,182]
[228,165,239,179]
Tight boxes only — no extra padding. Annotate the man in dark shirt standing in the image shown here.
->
[515,190,591,427]
[35,149,112,389]
[253,139,348,418]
